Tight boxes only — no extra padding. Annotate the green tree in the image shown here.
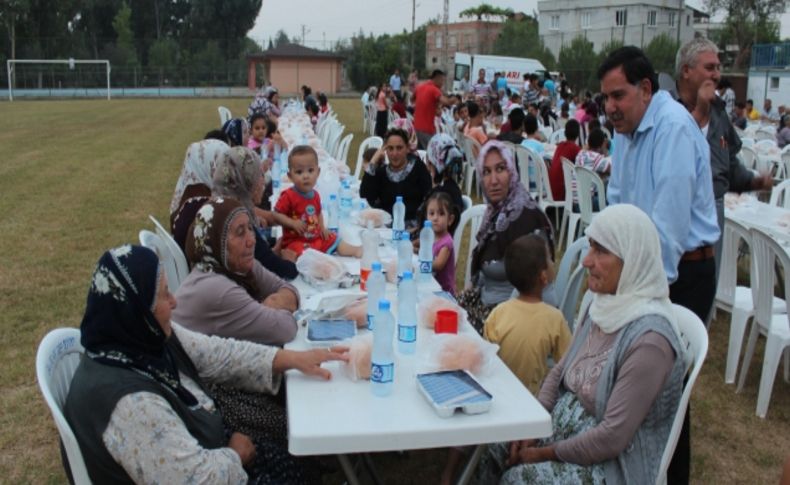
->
[111,3,139,71]
[706,0,786,68]
[558,36,597,94]
[644,33,679,74]
[459,3,514,21]
[273,29,290,47]
[148,37,178,84]
[492,16,556,69]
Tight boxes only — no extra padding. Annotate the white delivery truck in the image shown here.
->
[452,52,549,94]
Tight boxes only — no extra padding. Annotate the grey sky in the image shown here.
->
[249,0,790,50]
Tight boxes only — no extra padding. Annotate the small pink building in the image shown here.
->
[247,44,345,95]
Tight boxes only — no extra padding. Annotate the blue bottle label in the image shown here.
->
[392,229,402,241]
[398,324,416,343]
[367,313,374,330]
[371,362,394,384]
[420,260,432,273]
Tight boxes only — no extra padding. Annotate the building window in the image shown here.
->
[432,57,438,64]
[449,34,457,48]
[771,77,780,90]
[686,15,690,26]
[435,34,442,49]
[581,12,591,28]
[551,15,560,30]
[668,12,676,27]
[647,11,656,26]
[616,9,627,26]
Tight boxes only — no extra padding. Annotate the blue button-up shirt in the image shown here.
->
[607,90,720,282]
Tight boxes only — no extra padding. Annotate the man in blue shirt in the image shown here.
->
[599,45,718,485]
[389,68,402,97]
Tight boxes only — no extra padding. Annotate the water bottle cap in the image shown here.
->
[372,262,382,271]
[424,220,433,228]
[401,232,410,241]
[402,271,413,280]
[378,299,390,310]
[396,196,403,202]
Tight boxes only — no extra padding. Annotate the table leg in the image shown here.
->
[456,444,485,485]
[362,453,384,485]
[337,454,362,485]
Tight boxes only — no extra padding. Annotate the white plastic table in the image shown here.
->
[285,278,553,484]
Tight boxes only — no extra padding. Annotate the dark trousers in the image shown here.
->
[667,257,716,485]
[375,110,388,138]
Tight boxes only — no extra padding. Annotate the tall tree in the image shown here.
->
[558,36,597,94]
[112,2,138,68]
[644,33,679,74]
[273,29,290,47]
[0,0,31,61]
[492,15,556,69]
[706,0,786,68]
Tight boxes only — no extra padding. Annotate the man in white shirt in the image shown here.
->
[761,98,780,123]
[389,69,402,97]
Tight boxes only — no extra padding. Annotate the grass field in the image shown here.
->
[1,97,788,484]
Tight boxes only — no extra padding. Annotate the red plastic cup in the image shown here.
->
[435,310,458,334]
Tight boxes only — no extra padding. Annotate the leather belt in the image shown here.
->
[681,245,715,262]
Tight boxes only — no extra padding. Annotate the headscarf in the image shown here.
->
[169,139,230,216]
[426,134,465,184]
[212,146,264,228]
[222,118,249,147]
[80,245,198,407]
[585,204,681,341]
[248,87,281,120]
[474,140,538,243]
[186,197,261,299]
[389,117,418,153]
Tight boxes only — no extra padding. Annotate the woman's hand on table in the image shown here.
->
[273,347,350,380]
[507,439,557,465]
[228,432,256,466]
[262,288,298,312]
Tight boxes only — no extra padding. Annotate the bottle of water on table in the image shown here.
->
[418,220,435,283]
[397,271,418,355]
[397,231,413,283]
[365,262,385,330]
[271,154,281,195]
[392,195,405,243]
[340,179,353,219]
[360,221,381,290]
[371,299,395,397]
[327,194,339,234]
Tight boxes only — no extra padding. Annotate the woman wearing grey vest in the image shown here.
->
[64,245,347,484]
[475,204,686,485]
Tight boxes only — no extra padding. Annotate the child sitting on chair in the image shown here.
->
[273,145,362,258]
[484,233,572,394]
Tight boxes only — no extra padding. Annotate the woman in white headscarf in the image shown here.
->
[476,204,686,485]
[169,139,230,232]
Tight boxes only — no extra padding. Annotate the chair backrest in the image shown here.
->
[561,157,578,210]
[217,106,232,125]
[461,137,482,196]
[452,204,486,288]
[549,129,566,144]
[739,145,757,170]
[36,328,92,485]
[461,195,473,212]
[149,215,189,285]
[769,179,790,209]
[740,137,755,147]
[656,304,708,485]
[335,133,354,164]
[749,227,790,329]
[550,236,590,306]
[139,230,182,294]
[354,136,384,180]
[513,145,533,191]
[575,165,606,225]
[755,129,777,142]
[715,219,751,306]
[573,290,594,333]
[780,145,790,180]
[559,264,588,326]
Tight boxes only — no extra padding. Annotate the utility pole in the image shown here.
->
[676,0,682,44]
[443,0,449,85]
[301,24,310,46]
[410,0,416,70]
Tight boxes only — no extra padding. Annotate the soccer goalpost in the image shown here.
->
[6,59,111,101]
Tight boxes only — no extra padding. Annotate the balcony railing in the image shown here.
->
[751,43,790,68]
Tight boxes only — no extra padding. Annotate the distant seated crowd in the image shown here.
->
[63,48,710,484]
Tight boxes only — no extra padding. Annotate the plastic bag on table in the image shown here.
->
[355,208,392,228]
[315,164,341,201]
[344,334,373,381]
[417,294,469,330]
[425,334,499,377]
[295,249,353,289]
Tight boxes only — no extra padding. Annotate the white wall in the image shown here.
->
[747,69,790,109]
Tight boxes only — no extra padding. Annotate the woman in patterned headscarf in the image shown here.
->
[389,117,418,153]
[169,139,230,223]
[457,141,554,334]
[222,118,249,147]
[64,244,346,484]
[414,133,466,234]
[248,86,282,121]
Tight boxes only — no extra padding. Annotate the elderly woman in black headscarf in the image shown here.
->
[64,244,346,484]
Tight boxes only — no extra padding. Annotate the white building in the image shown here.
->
[538,0,697,59]
[747,43,790,110]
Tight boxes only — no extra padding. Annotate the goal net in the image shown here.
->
[6,59,111,100]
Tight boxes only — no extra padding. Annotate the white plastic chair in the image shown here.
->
[544,236,589,307]
[716,219,785,384]
[452,204,486,288]
[548,129,566,144]
[574,165,606,232]
[769,179,790,209]
[461,137,481,197]
[755,128,777,142]
[36,328,92,485]
[148,215,189,285]
[739,145,757,170]
[513,145,535,197]
[779,145,790,180]
[334,133,354,164]
[218,106,232,125]
[560,157,582,249]
[354,136,384,181]
[740,137,755,147]
[139,230,182,294]
[461,195,472,212]
[755,138,778,150]
[655,304,709,485]
[559,264,588,328]
[736,227,790,417]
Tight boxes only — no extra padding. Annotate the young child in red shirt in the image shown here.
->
[273,146,362,258]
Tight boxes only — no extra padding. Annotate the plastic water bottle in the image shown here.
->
[360,221,381,290]
[271,154,282,195]
[371,299,395,397]
[418,221,435,283]
[340,179,353,219]
[366,263,385,330]
[327,194,339,234]
[392,196,405,243]
[397,271,418,355]
[397,232,413,283]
